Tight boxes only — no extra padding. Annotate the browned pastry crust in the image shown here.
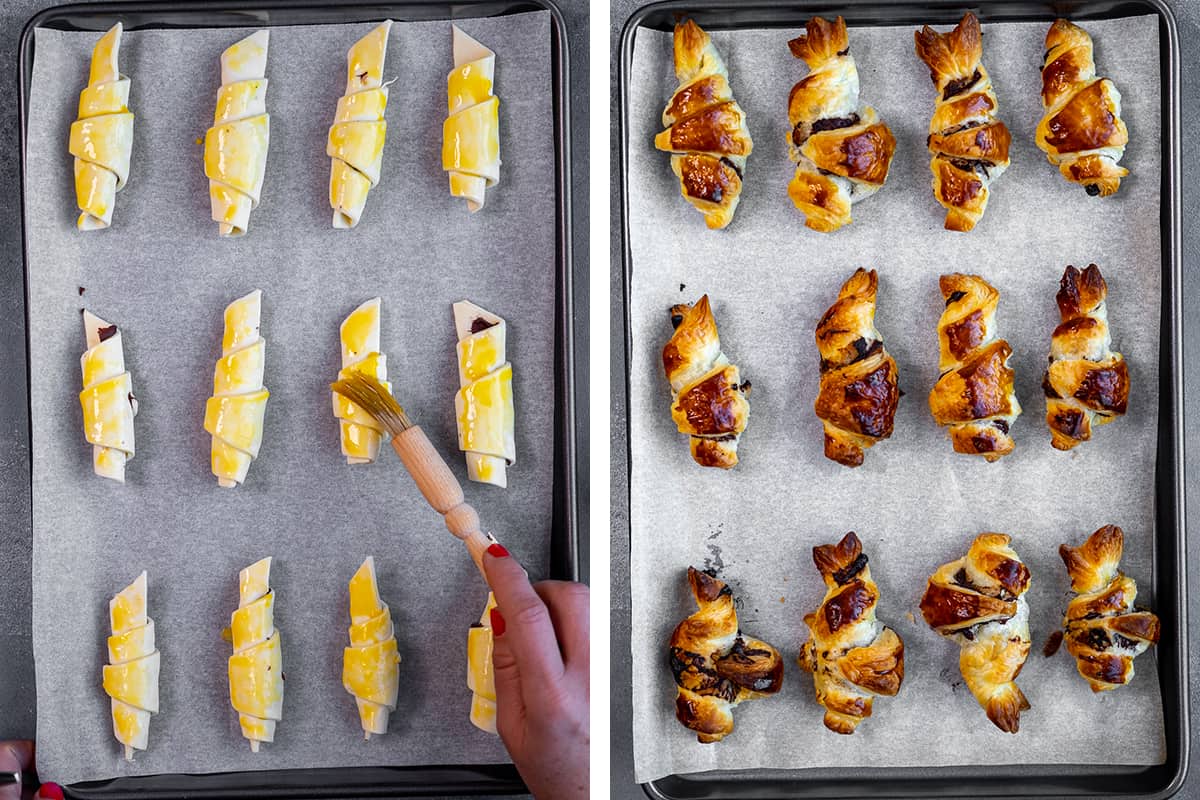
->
[920,533,1032,733]
[1035,19,1129,196]
[654,20,752,229]
[814,269,899,467]
[662,296,749,469]
[798,532,904,734]
[928,274,1020,461]
[1044,264,1129,450]
[669,567,784,742]
[786,16,895,233]
[1059,525,1160,692]
[914,13,1011,232]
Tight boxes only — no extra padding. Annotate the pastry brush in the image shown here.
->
[330,371,493,579]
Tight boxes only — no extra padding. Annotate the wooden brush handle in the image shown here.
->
[390,425,490,580]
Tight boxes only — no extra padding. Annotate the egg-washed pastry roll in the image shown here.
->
[204,290,269,487]
[467,592,498,733]
[227,557,283,752]
[80,310,137,482]
[343,557,401,738]
[453,301,515,487]
[103,572,160,760]
[443,26,500,211]
[205,30,270,236]
[333,298,391,463]
[70,23,134,230]
[329,21,393,228]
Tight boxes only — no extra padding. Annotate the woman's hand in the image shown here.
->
[0,741,60,800]
[483,544,589,800]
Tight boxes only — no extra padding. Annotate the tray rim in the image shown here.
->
[617,1,1188,798]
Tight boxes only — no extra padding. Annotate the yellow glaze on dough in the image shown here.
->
[453,301,515,487]
[103,572,159,760]
[342,557,401,738]
[443,26,500,211]
[332,298,392,464]
[467,593,498,734]
[79,311,136,482]
[228,558,283,752]
[329,22,393,228]
[70,24,133,230]
[205,291,268,487]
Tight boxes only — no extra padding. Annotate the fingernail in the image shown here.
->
[487,543,510,558]
[40,782,65,800]
[490,607,506,637]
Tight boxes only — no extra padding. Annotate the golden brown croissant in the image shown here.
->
[914,13,1011,232]
[1036,19,1129,196]
[798,532,904,734]
[654,19,752,230]
[669,567,783,743]
[786,16,896,233]
[814,269,899,467]
[928,274,1020,461]
[662,296,749,469]
[920,533,1031,733]
[1044,264,1129,450]
[1059,525,1160,692]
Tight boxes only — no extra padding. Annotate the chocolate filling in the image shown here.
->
[942,69,982,100]
[97,324,118,342]
[470,317,497,334]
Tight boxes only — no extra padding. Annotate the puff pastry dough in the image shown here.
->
[920,533,1031,733]
[204,290,269,487]
[329,21,393,228]
[1036,20,1128,196]
[69,24,133,231]
[205,30,270,236]
[443,26,500,211]
[653,19,752,230]
[467,592,499,734]
[787,16,895,232]
[103,571,159,760]
[669,568,783,743]
[343,557,401,738]
[1060,525,1160,692]
[80,310,137,482]
[454,301,515,487]
[662,296,749,469]
[333,298,392,463]
[928,274,1020,461]
[1044,264,1128,450]
[914,13,1011,232]
[228,557,283,751]
[814,269,898,466]
[799,532,904,734]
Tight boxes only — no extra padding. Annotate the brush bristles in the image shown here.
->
[330,372,413,435]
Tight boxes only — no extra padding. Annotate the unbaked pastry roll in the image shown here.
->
[343,557,401,738]
[204,30,270,236]
[920,533,1031,733]
[1044,264,1129,450]
[799,532,903,734]
[329,21,393,228]
[204,290,269,487]
[102,571,159,760]
[443,26,500,211]
[453,301,515,487]
[1036,20,1128,196]
[333,298,392,463]
[80,310,137,482]
[228,557,283,751]
[69,24,133,231]
[467,592,499,734]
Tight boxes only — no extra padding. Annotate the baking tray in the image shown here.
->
[618,1,1186,798]
[17,0,576,796]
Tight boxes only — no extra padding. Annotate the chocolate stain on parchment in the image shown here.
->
[702,522,725,574]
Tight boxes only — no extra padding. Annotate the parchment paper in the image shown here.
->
[25,11,556,786]
[627,15,1165,783]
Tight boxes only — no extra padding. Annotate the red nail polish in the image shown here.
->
[490,607,506,637]
[487,543,510,558]
[41,782,65,800]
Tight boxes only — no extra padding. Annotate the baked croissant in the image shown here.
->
[662,295,749,469]
[928,274,1020,461]
[102,572,159,760]
[1036,20,1128,196]
[227,557,283,752]
[669,567,783,742]
[914,13,1011,232]
[343,557,401,737]
[454,301,515,487]
[1059,525,1160,692]
[204,290,269,487]
[333,298,392,463]
[80,310,137,482]
[798,532,904,734]
[814,269,898,467]
[69,24,133,230]
[787,16,895,233]
[467,592,499,734]
[653,19,752,230]
[329,21,393,228]
[443,26,500,211]
[920,533,1031,733]
[204,30,270,236]
[1044,264,1129,450]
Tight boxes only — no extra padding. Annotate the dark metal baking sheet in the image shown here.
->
[17,0,576,796]
[617,1,1186,798]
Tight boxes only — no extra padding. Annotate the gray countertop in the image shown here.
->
[610,1,1200,798]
